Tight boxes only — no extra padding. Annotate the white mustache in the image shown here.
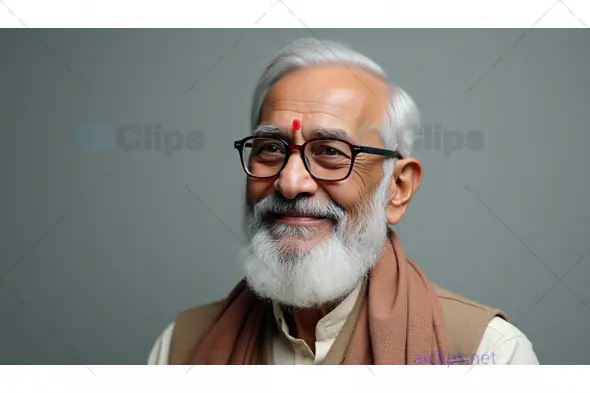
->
[248,195,347,232]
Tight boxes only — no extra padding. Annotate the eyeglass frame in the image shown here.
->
[233,135,404,182]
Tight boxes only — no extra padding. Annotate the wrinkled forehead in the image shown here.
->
[258,66,390,145]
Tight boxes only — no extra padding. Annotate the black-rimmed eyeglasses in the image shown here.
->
[233,136,403,182]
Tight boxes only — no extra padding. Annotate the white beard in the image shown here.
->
[240,175,392,308]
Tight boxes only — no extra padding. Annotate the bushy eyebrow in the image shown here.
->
[307,128,355,144]
[252,125,284,138]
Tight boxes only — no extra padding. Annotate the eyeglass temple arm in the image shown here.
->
[358,146,403,159]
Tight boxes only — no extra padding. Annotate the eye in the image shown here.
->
[250,139,286,155]
[319,146,344,156]
[311,143,348,158]
[261,144,284,153]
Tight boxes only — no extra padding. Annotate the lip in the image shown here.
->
[271,213,328,226]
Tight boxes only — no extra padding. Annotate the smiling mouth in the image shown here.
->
[267,212,333,225]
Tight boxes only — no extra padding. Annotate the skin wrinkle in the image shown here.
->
[265,99,357,108]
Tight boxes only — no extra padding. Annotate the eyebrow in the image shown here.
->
[308,128,355,144]
[252,125,356,144]
[252,125,284,138]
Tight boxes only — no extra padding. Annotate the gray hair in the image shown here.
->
[250,38,420,180]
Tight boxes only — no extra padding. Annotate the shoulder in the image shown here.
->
[433,285,508,336]
[476,316,540,364]
[433,285,509,361]
[175,299,226,324]
[147,321,176,365]
[433,285,539,365]
[147,299,226,365]
[434,285,507,317]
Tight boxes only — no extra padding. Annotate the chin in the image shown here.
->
[276,233,332,255]
[268,224,332,253]
[240,227,376,308]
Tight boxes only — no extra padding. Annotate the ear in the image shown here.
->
[386,158,423,225]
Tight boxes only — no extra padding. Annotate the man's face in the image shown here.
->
[241,66,393,307]
[250,67,390,246]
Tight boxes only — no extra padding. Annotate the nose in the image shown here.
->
[275,149,318,199]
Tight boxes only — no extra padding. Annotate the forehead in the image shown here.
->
[259,66,390,142]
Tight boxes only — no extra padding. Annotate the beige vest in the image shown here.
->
[167,285,508,365]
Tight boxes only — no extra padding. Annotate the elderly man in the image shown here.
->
[148,39,539,365]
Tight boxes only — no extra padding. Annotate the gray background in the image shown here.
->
[1,29,589,365]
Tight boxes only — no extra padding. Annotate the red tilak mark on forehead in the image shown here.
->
[292,119,301,132]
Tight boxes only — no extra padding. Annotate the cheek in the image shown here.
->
[322,181,364,211]
[246,178,275,204]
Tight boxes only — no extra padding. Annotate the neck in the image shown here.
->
[285,303,335,353]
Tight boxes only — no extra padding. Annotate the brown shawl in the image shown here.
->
[189,230,449,364]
